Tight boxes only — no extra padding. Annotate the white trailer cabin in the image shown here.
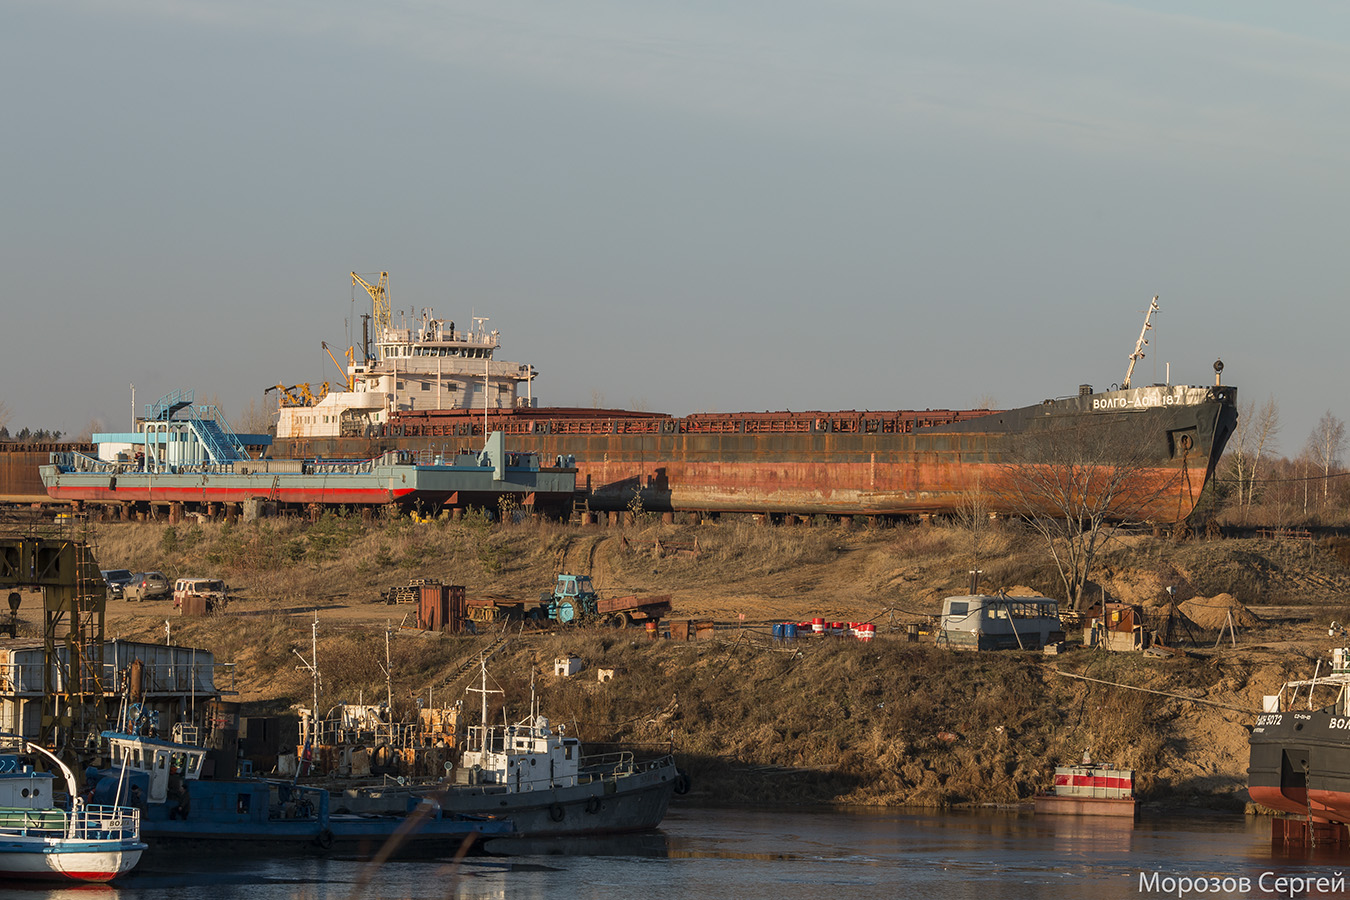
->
[940,594,1065,651]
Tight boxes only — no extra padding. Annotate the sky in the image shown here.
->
[2,0,1348,456]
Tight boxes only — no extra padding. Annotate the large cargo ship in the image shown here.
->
[267,280,1237,523]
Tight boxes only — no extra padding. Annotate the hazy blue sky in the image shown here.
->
[3,1,1347,456]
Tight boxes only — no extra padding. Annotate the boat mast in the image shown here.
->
[1122,296,1160,390]
[293,613,321,744]
[465,656,502,755]
[383,623,395,752]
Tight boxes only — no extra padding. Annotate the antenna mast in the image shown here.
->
[1122,296,1160,390]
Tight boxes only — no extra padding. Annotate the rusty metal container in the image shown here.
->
[417,584,465,633]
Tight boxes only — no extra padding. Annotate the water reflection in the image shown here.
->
[18,808,1350,900]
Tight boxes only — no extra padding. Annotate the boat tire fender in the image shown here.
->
[316,828,334,850]
[549,802,566,822]
[585,796,601,815]
[674,770,692,795]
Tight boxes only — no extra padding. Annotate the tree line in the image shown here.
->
[0,427,65,443]
[1217,399,1347,524]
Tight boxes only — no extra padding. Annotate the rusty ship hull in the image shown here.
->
[271,383,1237,523]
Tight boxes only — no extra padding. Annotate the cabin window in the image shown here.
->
[421,382,431,391]
[238,793,250,813]
[188,755,201,775]
[947,602,968,617]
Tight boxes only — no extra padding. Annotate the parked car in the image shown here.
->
[100,569,135,599]
[173,578,229,614]
[125,572,171,602]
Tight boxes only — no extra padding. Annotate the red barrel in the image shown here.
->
[857,623,875,641]
[812,617,825,634]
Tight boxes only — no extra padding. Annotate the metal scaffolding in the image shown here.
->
[0,509,106,749]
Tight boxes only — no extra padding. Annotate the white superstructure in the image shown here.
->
[277,309,538,440]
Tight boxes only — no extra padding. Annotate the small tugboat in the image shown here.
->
[1033,752,1137,819]
[0,735,145,882]
[85,710,512,855]
[343,662,688,838]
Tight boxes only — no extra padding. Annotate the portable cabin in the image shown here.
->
[939,594,1064,651]
[1084,602,1150,651]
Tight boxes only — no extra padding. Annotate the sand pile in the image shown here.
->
[1178,593,1262,630]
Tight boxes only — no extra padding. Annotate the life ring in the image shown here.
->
[585,796,601,815]
[548,802,566,822]
[673,771,692,795]
[315,828,334,850]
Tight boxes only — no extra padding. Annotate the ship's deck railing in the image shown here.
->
[578,749,637,779]
[48,450,110,472]
[48,451,381,478]
[68,804,141,841]
[0,805,140,841]
[390,408,1003,439]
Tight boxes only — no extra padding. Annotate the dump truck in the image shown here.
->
[541,574,671,627]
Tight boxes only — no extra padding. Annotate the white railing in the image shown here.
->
[0,804,139,841]
[69,804,140,841]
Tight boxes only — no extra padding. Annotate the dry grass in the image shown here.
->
[78,514,1350,811]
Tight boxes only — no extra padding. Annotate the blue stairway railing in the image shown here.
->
[142,389,250,464]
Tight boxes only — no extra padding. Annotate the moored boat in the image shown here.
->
[1033,754,1137,819]
[1247,647,1350,826]
[341,662,686,838]
[0,736,145,883]
[85,717,512,855]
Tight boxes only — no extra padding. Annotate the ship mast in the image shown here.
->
[466,656,502,755]
[1121,296,1160,390]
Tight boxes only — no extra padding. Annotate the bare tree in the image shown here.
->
[234,396,277,434]
[74,418,106,443]
[952,474,992,570]
[995,419,1182,611]
[1307,411,1346,508]
[1224,396,1280,517]
[0,400,10,436]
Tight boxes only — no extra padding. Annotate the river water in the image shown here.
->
[10,807,1347,900]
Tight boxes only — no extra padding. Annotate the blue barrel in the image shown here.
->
[772,623,785,642]
[784,623,798,641]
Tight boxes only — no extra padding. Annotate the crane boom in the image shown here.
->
[352,271,390,353]
[1121,296,1160,390]
[321,341,355,392]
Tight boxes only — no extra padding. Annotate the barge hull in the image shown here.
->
[273,385,1237,523]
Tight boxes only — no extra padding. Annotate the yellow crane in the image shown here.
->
[322,341,355,392]
[266,383,328,407]
[352,271,390,346]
